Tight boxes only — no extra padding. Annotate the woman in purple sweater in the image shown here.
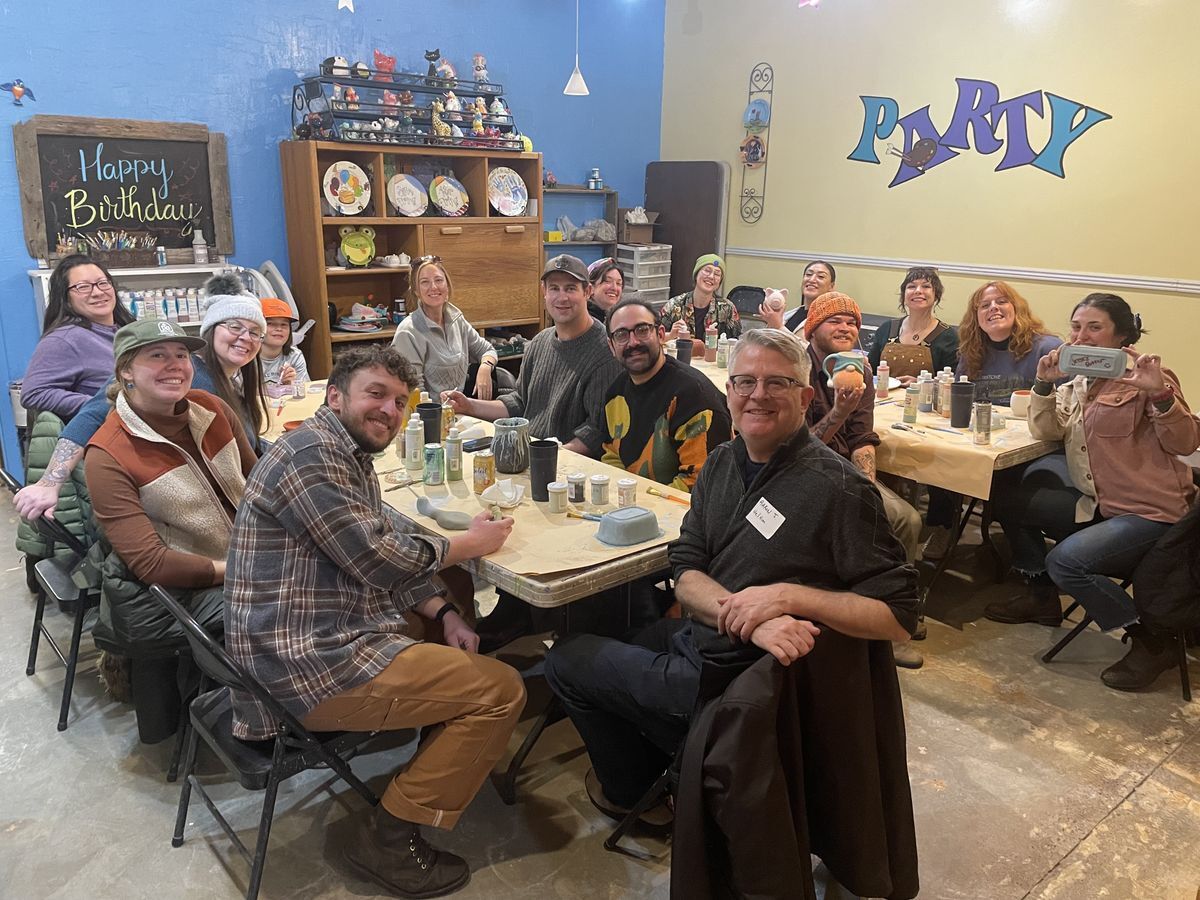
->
[21,255,135,420]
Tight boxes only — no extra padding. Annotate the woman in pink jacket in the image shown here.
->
[986,293,1199,691]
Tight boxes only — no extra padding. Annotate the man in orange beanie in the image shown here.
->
[802,291,925,669]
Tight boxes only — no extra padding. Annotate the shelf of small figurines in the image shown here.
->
[292,66,524,152]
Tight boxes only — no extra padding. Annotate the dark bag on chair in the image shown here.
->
[1132,503,1200,630]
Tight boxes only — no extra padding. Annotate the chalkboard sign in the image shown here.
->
[13,115,233,260]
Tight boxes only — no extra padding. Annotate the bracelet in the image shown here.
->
[434,601,459,623]
[481,359,495,369]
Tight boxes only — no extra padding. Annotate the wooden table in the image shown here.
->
[266,385,692,608]
[687,358,1059,500]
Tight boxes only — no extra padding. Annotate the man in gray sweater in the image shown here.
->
[442,254,619,445]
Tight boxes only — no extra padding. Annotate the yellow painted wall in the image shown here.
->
[660,0,1200,395]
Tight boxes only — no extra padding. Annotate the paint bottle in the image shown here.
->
[903,384,919,424]
[155,246,167,267]
[938,371,953,418]
[547,481,568,514]
[404,414,424,471]
[917,370,934,412]
[617,478,637,508]
[567,472,587,504]
[875,360,890,400]
[192,229,209,265]
[445,427,463,481]
[589,473,610,506]
[705,323,718,362]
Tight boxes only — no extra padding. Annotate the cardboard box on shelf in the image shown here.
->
[618,207,659,244]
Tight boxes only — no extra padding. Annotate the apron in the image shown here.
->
[879,318,948,380]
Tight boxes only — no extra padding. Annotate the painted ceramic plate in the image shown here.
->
[429,175,470,216]
[739,134,767,169]
[388,173,429,216]
[742,98,771,132]
[323,160,371,215]
[487,166,529,216]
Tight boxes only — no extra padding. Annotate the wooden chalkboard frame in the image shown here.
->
[12,115,233,259]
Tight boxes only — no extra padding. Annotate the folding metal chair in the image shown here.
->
[148,585,381,900]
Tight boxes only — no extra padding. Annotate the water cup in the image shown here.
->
[529,440,559,502]
[675,338,693,365]
[950,382,975,428]
[416,402,442,445]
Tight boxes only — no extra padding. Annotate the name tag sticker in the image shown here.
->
[746,497,785,540]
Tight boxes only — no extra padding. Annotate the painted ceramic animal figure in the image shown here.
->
[489,96,508,116]
[398,89,414,106]
[471,111,484,134]
[1,79,35,106]
[382,90,399,110]
[473,96,488,116]
[372,49,396,81]
[424,49,440,84]
[473,53,490,83]
[824,351,867,391]
[430,99,451,137]
[337,225,377,267]
[343,86,360,110]
[436,58,457,81]
[443,91,461,119]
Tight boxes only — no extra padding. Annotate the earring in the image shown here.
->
[124,381,135,389]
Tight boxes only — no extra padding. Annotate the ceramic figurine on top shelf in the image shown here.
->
[430,99,451,137]
[382,90,400,110]
[424,49,441,84]
[473,96,488,116]
[489,96,508,117]
[450,123,464,139]
[398,89,414,107]
[436,57,458,82]
[399,113,415,136]
[351,61,370,79]
[372,49,397,81]
[471,110,484,134]
[443,91,462,120]
[473,53,490,83]
[544,170,557,187]
[344,86,360,109]
[322,56,350,76]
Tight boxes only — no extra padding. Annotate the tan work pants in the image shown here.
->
[302,643,526,829]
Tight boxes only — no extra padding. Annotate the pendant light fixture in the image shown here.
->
[563,0,589,96]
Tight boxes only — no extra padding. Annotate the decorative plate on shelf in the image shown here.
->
[323,160,371,215]
[388,173,429,217]
[487,167,529,216]
[429,175,470,217]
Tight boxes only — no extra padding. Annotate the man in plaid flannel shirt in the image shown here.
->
[225,346,523,899]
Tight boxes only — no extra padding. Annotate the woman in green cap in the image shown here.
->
[659,253,742,340]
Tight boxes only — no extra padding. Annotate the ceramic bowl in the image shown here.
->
[596,506,662,546]
[283,420,303,432]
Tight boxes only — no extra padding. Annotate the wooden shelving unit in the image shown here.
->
[280,140,543,378]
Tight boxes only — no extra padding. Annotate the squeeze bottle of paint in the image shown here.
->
[445,427,463,481]
[192,229,209,265]
[917,371,934,412]
[903,384,919,423]
[875,360,890,399]
[405,414,424,471]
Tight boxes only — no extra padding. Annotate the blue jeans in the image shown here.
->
[544,619,699,808]
[991,453,1095,576]
[1046,516,1171,631]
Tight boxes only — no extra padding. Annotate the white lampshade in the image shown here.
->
[563,59,589,96]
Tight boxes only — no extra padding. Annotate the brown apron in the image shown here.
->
[879,318,948,380]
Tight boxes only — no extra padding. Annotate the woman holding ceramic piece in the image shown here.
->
[757,259,836,333]
[987,294,1200,692]
[956,281,1062,405]
[21,254,135,419]
[587,258,624,322]
[867,266,959,384]
[391,256,499,400]
[659,253,741,340]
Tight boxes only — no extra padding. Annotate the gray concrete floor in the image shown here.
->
[2,495,1199,900]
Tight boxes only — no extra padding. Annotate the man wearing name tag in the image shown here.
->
[544,328,919,878]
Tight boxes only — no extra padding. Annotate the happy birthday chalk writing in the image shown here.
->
[64,142,202,234]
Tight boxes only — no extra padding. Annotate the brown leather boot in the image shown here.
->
[344,805,470,898]
[1101,626,1177,692]
[984,581,1063,626]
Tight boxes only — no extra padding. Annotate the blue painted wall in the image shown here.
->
[0,0,664,470]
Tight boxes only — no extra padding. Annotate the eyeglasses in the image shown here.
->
[610,322,657,345]
[219,320,265,343]
[728,374,804,397]
[68,279,113,295]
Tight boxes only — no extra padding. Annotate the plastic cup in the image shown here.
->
[529,440,559,502]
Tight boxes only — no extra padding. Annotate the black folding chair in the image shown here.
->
[1,469,102,732]
[147,585,381,900]
[1041,584,1192,702]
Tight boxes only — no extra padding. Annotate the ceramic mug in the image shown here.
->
[1010,389,1031,419]
[823,351,868,390]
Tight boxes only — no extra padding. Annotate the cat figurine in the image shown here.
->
[372,48,396,82]
[424,49,440,84]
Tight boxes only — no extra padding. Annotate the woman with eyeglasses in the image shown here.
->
[85,318,258,741]
[391,256,500,400]
[587,258,624,322]
[13,274,269,522]
[21,254,135,420]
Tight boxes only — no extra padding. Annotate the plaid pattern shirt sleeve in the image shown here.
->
[226,406,450,740]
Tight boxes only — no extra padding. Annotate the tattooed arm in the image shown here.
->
[850,445,877,484]
[13,438,84,520]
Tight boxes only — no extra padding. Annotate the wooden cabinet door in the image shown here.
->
[421,223,541,327]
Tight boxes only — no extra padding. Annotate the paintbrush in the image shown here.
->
[646,486,690,506]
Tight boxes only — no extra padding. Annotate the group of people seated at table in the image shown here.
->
[11,248,1198,898]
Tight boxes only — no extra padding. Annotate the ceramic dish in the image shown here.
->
[323,160,371,215]
[595,506,663,547]
[388,173,428,217]
[429,175,470,216]
[487,166,529,216]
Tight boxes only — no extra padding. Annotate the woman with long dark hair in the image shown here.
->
[21,254,135,419]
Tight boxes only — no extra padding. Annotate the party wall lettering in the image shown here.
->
[848,78,1112,188]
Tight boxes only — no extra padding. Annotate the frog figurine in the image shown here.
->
[337,225,377,267]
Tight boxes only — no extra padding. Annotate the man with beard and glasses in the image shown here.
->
[225,346,523,899]
[574,298,731,491]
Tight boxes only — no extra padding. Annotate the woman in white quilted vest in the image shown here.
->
[84,320,258,742]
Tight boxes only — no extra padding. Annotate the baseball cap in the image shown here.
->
[113,319,207,360]
[541,254,589,283]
